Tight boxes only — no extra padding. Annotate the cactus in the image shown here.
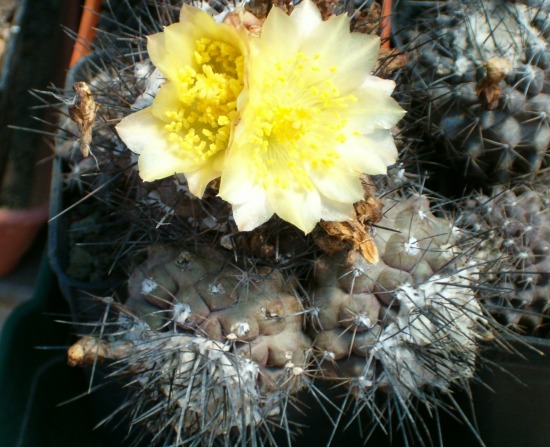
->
[69,245,312,445]
[67,190,503,445]
[457,184,550,336]
[51,1,532,446]
[308,192,493,443]
[397,0,550,191]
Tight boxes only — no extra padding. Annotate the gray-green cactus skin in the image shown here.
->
[307,194,491,442]
[99,245,312,445]
[459,185,550,335]
[398,0,549,188]
[81,194,500,446]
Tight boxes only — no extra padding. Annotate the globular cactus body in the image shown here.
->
[459,185,550,335]
[74,246,312,445]
[308,194,490,441]
[399,0,550,188]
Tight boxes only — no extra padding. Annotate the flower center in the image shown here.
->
[248,52,357,191]
[162,37,244,163]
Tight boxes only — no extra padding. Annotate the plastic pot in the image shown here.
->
[471,337,550,447]
[48,155,125,324]
[0,256,111,446]
[0,0,74,277]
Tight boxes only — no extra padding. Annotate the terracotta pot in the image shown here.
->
[0,204,48,276]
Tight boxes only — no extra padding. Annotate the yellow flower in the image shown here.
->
[116,5,247,197]
[219,0,405,234]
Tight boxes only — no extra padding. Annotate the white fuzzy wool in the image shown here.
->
[141,278,158,294]
[125,333,268,436]
[131,63,166,110]
[371,267,483,394]
[452,3,545,71]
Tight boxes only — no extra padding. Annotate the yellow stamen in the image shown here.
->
[161,37,244,163]
[246,52,357,192]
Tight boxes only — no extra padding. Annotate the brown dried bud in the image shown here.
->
[69,82,99,157]
[223,9,265,36]
[376,48,408,77]
[67,336,132,367]
[476,57,512,110]
[315,178,383,264]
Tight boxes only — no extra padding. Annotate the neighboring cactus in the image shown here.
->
[69,245,313,445]
[457,184,550,335]
[397,0,550,190]
[308,193,492,443]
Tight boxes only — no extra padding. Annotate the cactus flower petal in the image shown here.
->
[116,5,247,197]
[219,0,405,234]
